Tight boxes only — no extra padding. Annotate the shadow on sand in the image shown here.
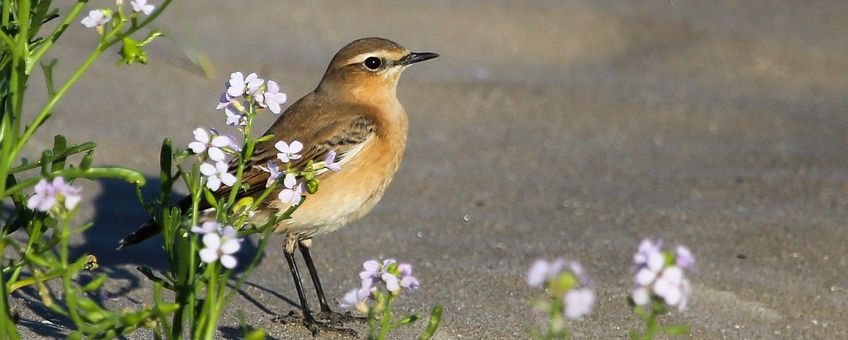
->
[12,176,297,336]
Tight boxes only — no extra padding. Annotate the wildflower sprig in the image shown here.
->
[340,259,441,340]
[628,239,694,340]
[527,258,595,339]
[0,1,174,337]
[139,70,344,339]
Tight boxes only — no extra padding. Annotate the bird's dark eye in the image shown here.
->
[363,57,382,70]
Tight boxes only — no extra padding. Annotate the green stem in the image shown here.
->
[112,0,173,42]
[6,218,45,286]
[377,294,396,340]
[25,0,87,74]
[10,44,104,165]
[7,268,63,293]
[59,214,83,328]
[201,264,218,339]
[0,238,20,339]
[8,142,96,174]
[643,311,658,340]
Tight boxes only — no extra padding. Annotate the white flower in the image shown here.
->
[191,221,221,234]
[652,266,690,310]
[27,177,82,212]
[675,246,695,269]
[323,151,341,172]
[200,161,236,191]
[188,128,231,161]
[634,239,665,273]
[227,72,263,97]
[130,0,155,15]
[527,258,566,287]
[81,10,110,28]
[630,239,695,311]
[564,288,595,320]
[277,174,303,206]
[339,286,371,313]
[258,161,283,188]
[382,272,400,293]
[225,109,246,126]
[255,80,287,114]
[198,226,241,269]
[217,93,247,126]
[631,286,651,306]
[397,263,420,290]
[635,268,658,286]
[275,140,303,163]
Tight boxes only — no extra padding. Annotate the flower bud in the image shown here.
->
[306,179,319,194]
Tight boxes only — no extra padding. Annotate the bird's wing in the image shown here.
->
[119,97,377,249]
[214,98,377,201]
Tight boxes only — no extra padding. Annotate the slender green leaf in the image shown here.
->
[82,274,108,292]
[51,134,67,171]
[419,305,443,340]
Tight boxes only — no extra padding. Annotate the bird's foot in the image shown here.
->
[273,310,358,337]
[316,308,367,325]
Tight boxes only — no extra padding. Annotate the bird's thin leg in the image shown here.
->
[283,239,320,335]
[298,239,331,313]
[299,239,367,324]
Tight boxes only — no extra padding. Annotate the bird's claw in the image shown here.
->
[316,308,367,324]
[274,310,358,337]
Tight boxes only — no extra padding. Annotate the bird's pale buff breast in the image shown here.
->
[270,106,408,239]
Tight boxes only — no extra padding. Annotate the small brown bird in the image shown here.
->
[119,37,437,334]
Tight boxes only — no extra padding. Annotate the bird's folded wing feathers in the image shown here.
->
[214,113,376,201]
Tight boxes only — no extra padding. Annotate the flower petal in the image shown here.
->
[383,274,400,293]
[220,239,241,254]
[207,147,225,162]
[199,163,217,176]
[205,176,221,191]
[220,255,238,269]
[202,233,221,249]
[220,173,237,187]
[199,248,219,263]
[289,141,303,153]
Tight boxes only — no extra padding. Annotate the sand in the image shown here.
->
[12,1,848,338]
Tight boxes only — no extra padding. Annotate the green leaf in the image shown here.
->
[136,266,174,290]
[159,139,174,209]
[244,329,267,340]
[419,305,443,340]
[39,149,53,177]
[203,188,218,208]
[27,0,53,39]
[393,314,420,327]
[82,274,108,292]
[60,166,146,186]
[50,135,67,171]
[25,252,50,267]
[119,37,148,65]
[138,30,164,46]
[155,302,180,314]
[255,134,275,143]
[39,58,57,97]
[78,150,93,169]
[663,325,691,336]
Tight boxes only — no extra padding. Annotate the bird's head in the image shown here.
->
[318,37,438,102]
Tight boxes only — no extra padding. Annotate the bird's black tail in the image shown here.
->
[116,196,196,250]
[116,219,161,250]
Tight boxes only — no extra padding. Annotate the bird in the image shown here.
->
[118,37,438,334]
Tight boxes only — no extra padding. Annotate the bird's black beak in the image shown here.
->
[396,52,439,66]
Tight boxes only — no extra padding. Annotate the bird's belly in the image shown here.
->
[269,139,403,238]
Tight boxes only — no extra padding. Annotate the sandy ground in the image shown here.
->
[11,0,848,338]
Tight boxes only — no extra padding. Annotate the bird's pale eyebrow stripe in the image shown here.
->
[344,52,381,65]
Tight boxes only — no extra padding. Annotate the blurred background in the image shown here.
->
[17,1,848,338]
